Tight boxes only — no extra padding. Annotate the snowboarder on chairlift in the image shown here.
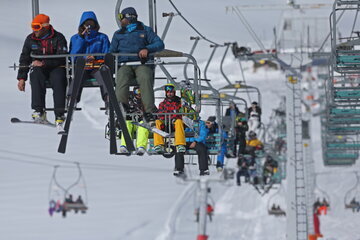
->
[119,86,149,155]
[154,84,186,154]
[17,14,68,127]
[109,7,165,125]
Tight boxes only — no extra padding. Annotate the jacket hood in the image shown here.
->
[79,11,98,27]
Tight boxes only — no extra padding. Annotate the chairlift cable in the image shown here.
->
[233,7,267,52]
[168,0,224,47]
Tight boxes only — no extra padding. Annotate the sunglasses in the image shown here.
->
[31,22,49,31]
[117,13,137,20]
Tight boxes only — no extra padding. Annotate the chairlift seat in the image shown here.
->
[327,142,360,149]
[324,158,356,166]
[330,108,360,115]
[63,202,88,212]
[334,90,360,99]
[329,117,360,124]
[268,209,286,216]
[328,126,360,132]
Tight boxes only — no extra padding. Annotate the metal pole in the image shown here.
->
[286,75,308,240]
[161,13,175,41]
[115,0,123,28]
[197,178,209,240]
[149,0,154,31]
[220,43,232,85]
[302,120,315,236]
[32,0,39,18]
[183,37,200,82]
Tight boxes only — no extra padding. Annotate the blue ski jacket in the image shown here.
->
[109,21,164,63]
[186,120,209,144]
[69,11,110,58]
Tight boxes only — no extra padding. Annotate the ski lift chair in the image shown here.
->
[330,1,360,73]
[48,164,88,218]
[31,53,111,113]
[344,172,360,212]
[147,83,200,158]
[313,174,331,215]
[267,183,286,217]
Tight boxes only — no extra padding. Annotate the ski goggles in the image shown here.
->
[117,13,137,21]
[31,22,49,31]
[134,88,141,95]
[164,85,175,92]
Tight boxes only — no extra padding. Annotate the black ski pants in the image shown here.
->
[236,168,250,185]
[174,142,209,171]
[30,66,67,117]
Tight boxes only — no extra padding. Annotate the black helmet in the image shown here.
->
[248,131,256,138]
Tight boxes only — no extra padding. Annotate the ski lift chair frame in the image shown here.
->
[48,163,88,217]
[314,174,331,212]
[330,1,360,73]
[344,171,360,212]
[220,94,248,157]
[199,89,225,165]
[267,182,286,217]
[217,43,262,108]
[146,74,201,158]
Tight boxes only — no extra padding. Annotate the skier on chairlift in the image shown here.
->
[109,7,164,125]
[17,14,68,127]
[119,86,149,155]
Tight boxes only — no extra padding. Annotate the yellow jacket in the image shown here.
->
[246,139,263,148]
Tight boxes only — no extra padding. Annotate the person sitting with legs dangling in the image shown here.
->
[154,84,186,154]
[110,7,164,125]
[119,86,149,155]
[17,14,68,128]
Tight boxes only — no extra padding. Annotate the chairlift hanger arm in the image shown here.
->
[184,37,201,82]
[220,43,232,85]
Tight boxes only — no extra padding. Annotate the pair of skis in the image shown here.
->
[58,54,135,154]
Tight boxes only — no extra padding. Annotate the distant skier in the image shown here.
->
[119,86,149,155]
[17,14,68,127]
[235,117,248,156]
[248,101,262,132]
[206,116,228,171]
[154,84,186,154]
[236,155,250,186]
[173,118,211,176]
[245,131,264,156]
[69,11,110,103]
[109,7,165,125]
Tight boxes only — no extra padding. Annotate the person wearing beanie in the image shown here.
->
[17,13,68,127]
[69,11,110,103]
[109,7,165,124]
